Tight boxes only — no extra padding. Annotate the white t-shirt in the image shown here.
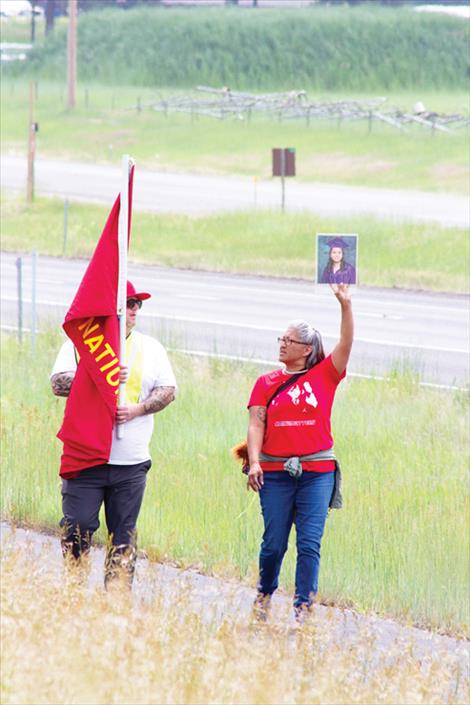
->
[51,331,177,465]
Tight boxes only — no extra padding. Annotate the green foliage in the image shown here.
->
[1,330,469,633]
[6,5,469,90]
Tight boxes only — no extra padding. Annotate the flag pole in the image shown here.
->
[116,154,132,440]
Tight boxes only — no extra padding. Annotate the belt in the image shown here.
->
[259,449,336,478]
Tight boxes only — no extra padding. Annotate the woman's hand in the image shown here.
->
[247,462,264,492]
[119,365,129,384]
[330,282,352,305]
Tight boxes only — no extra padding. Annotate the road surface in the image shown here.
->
[1,253,468,388]
[1,155,468,226]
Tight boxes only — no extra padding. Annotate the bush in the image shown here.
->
[6,5,469,91]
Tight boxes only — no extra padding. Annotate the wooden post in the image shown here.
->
[67,0,77,110]
[26,81,35,204]
[280,148,285,213]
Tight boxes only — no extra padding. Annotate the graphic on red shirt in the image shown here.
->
[248,355,345,459]
[286,380,318,410]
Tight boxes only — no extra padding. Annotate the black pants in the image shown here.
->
[60,460,151,560]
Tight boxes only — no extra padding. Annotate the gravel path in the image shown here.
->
[2,521,468,684]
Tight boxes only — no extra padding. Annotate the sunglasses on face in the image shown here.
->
[127,298,143,309]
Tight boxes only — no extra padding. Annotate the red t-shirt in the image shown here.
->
[248,355,345,472]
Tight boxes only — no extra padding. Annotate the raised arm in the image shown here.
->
[330,283,354,376]
[247,405,266,492]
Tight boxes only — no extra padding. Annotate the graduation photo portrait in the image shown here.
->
[316,233,358,285]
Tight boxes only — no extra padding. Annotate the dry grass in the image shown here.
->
[1,540,468,705]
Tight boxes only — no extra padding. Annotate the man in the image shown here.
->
[50,280,177,587]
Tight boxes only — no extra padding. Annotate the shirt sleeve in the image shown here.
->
[150,339,178,391]
[50,339,77,379]
[247,376,268,408]
[320,354,346,386]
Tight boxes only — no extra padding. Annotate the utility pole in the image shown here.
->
[26,81,36,204]
[67,0,77,109]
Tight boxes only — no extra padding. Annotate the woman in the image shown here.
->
[320,237,356,285]
[247,283,353,622]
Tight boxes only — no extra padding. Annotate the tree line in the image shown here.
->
[33,0,470,37]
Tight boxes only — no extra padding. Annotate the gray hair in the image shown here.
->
[289,319,325,370]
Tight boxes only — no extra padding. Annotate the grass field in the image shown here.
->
[1,330,469,635]
[2,546,468,705]
[2,192,469,293]
[1,79,468,193]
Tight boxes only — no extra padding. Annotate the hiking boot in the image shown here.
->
[104,544,137,591]
[293,603,312,626]
[251,592,272,623]
[61,540,91,588]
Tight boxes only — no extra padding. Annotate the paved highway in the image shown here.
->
[2,155,468,226]
[2,253,468,388]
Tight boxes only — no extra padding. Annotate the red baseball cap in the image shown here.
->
[127,280,151,301]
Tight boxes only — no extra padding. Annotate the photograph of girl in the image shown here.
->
[318,235,357,285]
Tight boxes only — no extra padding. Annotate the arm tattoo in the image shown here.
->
[256,407,267,423]
[142,386,176,415]
[51,372,75,397]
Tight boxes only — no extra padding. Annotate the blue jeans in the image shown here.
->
[258,471,335,607]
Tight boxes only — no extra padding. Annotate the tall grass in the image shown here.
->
[1,330,469,634]
[2,546,468,705]
[5,6,469,91]
[2,193,469,293]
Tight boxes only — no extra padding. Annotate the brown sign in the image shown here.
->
[272,148,296,177]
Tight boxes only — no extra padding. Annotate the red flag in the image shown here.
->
[58,167,134,478]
